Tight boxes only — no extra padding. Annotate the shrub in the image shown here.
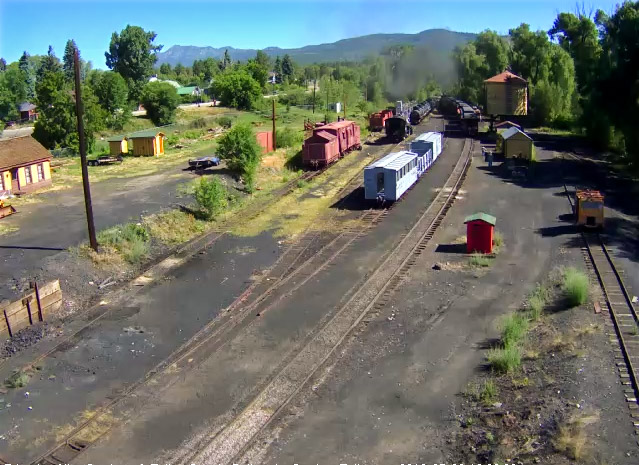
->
[165,134,180,146]
[276,127,304,149]
[97,223,150,263]
[190,117,208,129]
[217,116,234,129]
[216,124,262,193]
[211,70,262,110]
[487,345,522,373]
[493,231,504,248]
[182,130,202,140]
[562,267,589,307]
[145,210,206,245]
[193,177,228,220]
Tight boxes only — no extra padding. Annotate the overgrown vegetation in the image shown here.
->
[275,127,304,148]
[468,253,492,267]
[216,124,262,193]
[144,210,206,245]
[5,369,32,389]
[96,223,150,264]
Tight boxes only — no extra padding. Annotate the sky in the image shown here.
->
[0,0,622,68]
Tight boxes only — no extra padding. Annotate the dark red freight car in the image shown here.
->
[302,120,361,168]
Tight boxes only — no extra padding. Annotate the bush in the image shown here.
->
[166,134,180,146]
[216,124,262,193]
[190,117,208,129]
[145,209,206,244]
[276,127,304,148]
[182,130,202,140]
[97,223,150,263]
[563,267,589,307]
[211,70,262,110]
[217,116,233,129]
[193,177,228,220]
[140,81,180,126]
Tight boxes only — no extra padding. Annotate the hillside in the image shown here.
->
[155,29,476,66]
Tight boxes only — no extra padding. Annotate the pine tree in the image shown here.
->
[63,39,77,82]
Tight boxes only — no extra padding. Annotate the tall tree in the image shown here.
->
[105,25,162,102]
[37,46,62,80]
[219,49,231,71]
[255,50,270,68]
[509,24,551,84]
[159,63,171,75]
[474,30,510,77]
[90,71,129,128]
[211,69,261,110]
[0,58,6,72]
[62,39,77,82]
[281,54,294,82]
[19,51,35,100]
[273,56,282,79]
[139,81,180,126]
[0,65,27,121]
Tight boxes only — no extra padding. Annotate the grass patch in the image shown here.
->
[144,210,206,245]
[486,344,522,374]
[0,223,18,236]
[500,313,529,347]
[562,267,589,307]
[527,283,551,321]
[95,223,150,264]
[468,253,492,268]
[492,230,504,249]
[479,379,498,404]
[5,369,31,389]
[296,179,309,189]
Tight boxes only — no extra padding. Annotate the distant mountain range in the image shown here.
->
[155,29,476,66]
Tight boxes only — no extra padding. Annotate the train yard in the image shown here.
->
[1,99,639,463]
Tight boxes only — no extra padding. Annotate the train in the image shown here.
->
[409,100,433,126]
[385,116,413,141]
[364,131,444,202]
[302,120,362,168]
[368,109,394,131]
[438,96,482,136]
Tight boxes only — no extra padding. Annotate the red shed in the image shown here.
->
[256,131,274,153]
[302,130,339,167]
[464,212,497,254]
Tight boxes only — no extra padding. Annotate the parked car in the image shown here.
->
[4,121,16,129]
[188,155,220,169]
[88,155,124,166]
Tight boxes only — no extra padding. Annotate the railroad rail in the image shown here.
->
[185,137,475,465]
[25,131,414,465]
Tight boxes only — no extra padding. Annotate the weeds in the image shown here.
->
[0,224,18,236]
[493,231,504,248]
[216,116,233,129]
[553,413,599,460]
[500,313,529,347]
[468,253,492,267]
[479,379,498,404]
[144,210,206,245]
[296,179,309,189]
[5,369,31,388]
[487,345,522,374]
[562,267,589,307]
[96,223,150,264]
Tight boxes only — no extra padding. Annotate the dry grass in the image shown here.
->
[553,412,600,460]
[468,253,493,268]
[0,223,18,236]
[144,210,207,245]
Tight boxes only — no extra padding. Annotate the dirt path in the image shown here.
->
[236,144,637,464]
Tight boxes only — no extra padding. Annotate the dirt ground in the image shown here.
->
[238,142,638,465]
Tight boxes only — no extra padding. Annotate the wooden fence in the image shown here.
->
[0,280,62,338]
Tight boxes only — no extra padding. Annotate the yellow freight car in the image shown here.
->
[576,189,604,229]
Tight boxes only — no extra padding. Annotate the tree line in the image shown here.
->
[454,2,639,165]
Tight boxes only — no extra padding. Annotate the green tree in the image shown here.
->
[63,39,77,82]
[92,71,129,128]
[216,123,262,192]
[220,49,231,71]
[474,30,510,77]
[159,63,171,75]
[19,51,36,100]
[105,25,162,102]
[0,58,6,72]
[255,50,270,68]
[0,64,27,121]
[273,56,282,79]
[37,46,62,81]
[139,81,180,126]
[174,63,184,77]
[211,70,261,110]
[246,60,268,88]
[509,24,551,84]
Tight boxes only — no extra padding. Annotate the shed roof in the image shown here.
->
[18,102,36,112]
[128,129,165,139]
[106,135,128,142]
[464,212,497,225]
[501,127,532,141]
[0,136,51,171]
[484,71,527,84]
[177,86,198,95]
[495,120,521,129]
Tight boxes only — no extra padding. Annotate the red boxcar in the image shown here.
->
[302,130,340,167]
[369,110,394,131]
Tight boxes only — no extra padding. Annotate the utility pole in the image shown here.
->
[272,98,276,151]
[312,79,316,114]
[73,46,98,252]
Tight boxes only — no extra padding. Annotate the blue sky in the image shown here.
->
[0,0,621,68]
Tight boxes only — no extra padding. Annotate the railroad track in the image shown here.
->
[185,137,475,465]
[561,157,639,423]
[24,120,442,465]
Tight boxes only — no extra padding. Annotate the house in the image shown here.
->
[484,71,528,116]
[106,135,129,156]
[128,130,165,157]
[18,102,37,122]
[0,136,52,196]
[499,127,534,160]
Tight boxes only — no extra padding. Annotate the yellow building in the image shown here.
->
[499,127,533,160]
[107,135,129,156]
[129,130,165,157]
[0,136,52,195]
[484,71,528,116]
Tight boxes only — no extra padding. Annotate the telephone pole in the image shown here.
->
[312,79,316,114]
[73,46,98,252]
[272,98,276,151]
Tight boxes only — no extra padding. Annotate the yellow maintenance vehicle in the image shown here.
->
[576,189,604,229]
[0,199,16,219]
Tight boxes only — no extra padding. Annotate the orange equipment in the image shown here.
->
[576,189,604,228]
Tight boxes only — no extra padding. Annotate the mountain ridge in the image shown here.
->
[155,29,476,66]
